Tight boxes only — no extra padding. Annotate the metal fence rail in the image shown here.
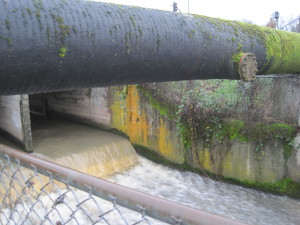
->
[0,145,246,225]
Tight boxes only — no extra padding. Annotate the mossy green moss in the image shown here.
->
[51,14,70,44]
[273,178,300,196]
[192,13,300,74]
[32,0,44,10]
[222,120,245,140]
[138,86,176,118]
[58,47,67,58]
[226,177,300,198]
[137,85,193,153]
[0,35,13,46]
[204,119,297,144]
[35,9,42,29]
[177,122,191,149]
[228,22,300,74]
[129,15,136,27]
[231,52,243,63]
[197,118,296,173]
[188,29,196,39]
[264,29,300,74]
[26,8,32,15]
[135,85,297,196]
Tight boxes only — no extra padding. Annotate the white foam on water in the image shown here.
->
[109,156,300,225]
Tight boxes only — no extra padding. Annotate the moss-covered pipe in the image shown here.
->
[0,0,299,95]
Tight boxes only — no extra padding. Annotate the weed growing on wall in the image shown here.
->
[136,80,299,193]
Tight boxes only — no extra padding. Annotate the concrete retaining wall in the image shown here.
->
[196,138,300,183]
[39,86,184,163]
[36,78,300,183]
[0,95,32,151]
[46,89,111,128]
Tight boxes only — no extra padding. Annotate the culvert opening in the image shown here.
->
[28,91,138,178]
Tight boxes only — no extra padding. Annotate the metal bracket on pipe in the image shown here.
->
[239,53,258,82]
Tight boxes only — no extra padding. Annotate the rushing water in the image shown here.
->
[31,119,138,178]
[1,119,300,225]
[110,157,300,225]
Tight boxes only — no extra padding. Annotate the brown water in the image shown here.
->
[1,119,300,225]
[31,119,138,178]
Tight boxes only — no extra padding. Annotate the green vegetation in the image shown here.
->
[226,22,300,74]
[35,10,42,29]
[191,13,300,74]
[264,29,300,74]
[58,47,67,58]
[26,8,32,15]
[51,14,70,45]
[226,177,300,198]
[6,38,13,46]
[188,29,196,39]
[231,51,243,63]
[139,81,297,172]
[175,121,191,149]
[32,0,44,10]
[197,119,296,162]
[129,15,136,27]
[222,120,245,140]
[35,10,41,20]
[0,35,13,46]
[138,85,176,118]
[32,0,43,30]
[176,80,241,118]
[118,86,129,100]
[52,15,64,24]
[141,81,298,196]
[138,27,143,37]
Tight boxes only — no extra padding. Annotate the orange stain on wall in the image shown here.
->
[110,85,182,161]
[111,85,149,146]
[158,117,173,158]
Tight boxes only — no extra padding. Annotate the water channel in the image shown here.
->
[1,119,300,224]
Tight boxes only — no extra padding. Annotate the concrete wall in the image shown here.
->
[39,86,184,163]
[37,78,300,183]
[0,95,32,151]
[30,89,111,128]
[239,76,300,125]
[196,138,300,183]
[144,76,300,126]
[267,77,300,125]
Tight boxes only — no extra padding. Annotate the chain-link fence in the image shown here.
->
[0,145,245,225]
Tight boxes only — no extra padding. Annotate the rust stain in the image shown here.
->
[158,117,172,157]
[110,85,183,162]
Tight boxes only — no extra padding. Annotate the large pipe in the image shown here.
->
[0,0,299,95]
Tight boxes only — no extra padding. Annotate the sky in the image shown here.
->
[93,0,299,26]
